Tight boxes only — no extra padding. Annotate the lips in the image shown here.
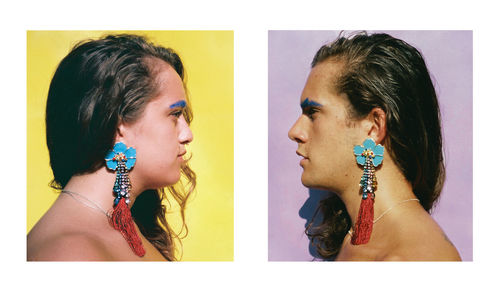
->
[296,150,307,159]
[296,150,308,167]
[178,150,187,159]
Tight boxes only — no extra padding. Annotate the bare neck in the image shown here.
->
[338,155,417,230]
[62,167,142,210]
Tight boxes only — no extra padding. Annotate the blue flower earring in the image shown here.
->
[351,138,384,245]
[105,142,136,206]
[104,142,145,257]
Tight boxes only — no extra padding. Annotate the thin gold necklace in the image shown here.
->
[347,198,419,237]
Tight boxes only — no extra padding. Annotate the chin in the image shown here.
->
[144,173,181,190]
[300,172,317,189]
[163,171,182,186]
[301,172,332,191]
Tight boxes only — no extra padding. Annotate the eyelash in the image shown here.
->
[171,109,184,118]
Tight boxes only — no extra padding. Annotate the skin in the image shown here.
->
[288,60,461,261]
[27,60,193,261]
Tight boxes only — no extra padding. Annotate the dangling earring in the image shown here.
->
[351,138,384,245]
[105,142,145,257]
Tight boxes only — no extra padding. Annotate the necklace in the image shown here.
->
[347,198,419,237]
[61,190,112,218]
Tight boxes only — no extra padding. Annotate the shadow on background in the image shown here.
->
[298,188,335,260]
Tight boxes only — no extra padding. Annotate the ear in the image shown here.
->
[115,121,128,144]
[116,120,140,147]
[366,107,387,144]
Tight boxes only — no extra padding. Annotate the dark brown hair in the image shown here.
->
[46,34,196,260]
[306,32,445,260]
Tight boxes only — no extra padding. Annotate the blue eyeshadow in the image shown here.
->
[300,98,322,109]
[169,100,186,109]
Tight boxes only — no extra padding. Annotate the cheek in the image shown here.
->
[312,121,353,166]
[145,128,179,167]
[133,124,182,186]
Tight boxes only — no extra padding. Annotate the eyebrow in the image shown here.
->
[300,98,323,109]
[169,100,186,109]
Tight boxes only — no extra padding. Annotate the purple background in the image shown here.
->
[268,30,473,261]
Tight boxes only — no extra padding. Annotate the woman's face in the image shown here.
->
[121,60,193,190]
[288,60,364,192]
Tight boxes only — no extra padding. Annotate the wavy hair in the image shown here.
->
[306,32,445,260]
[45,34,196,260]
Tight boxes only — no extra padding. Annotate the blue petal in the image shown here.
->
[373,144,384,156]
[373,155,383,167]
[106,160,118,170]
[356,155,366,165]
[353,145,364,155]
[113,142,127,153]
[124,147,136,159]
[363,138,376,150]
[104,149,115,160]
[125,158,136,170]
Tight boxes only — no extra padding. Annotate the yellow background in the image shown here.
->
[27,31,234,261]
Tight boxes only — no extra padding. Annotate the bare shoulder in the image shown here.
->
[383,245,461,261]
[382,216,462,261]
[28,232,112,261]
[383,241,461,261]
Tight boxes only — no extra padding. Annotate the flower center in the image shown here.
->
[113,153,127,162]
[361,149,374,158]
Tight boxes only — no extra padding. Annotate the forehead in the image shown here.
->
[301,60,343,101]
[149,59,185,105]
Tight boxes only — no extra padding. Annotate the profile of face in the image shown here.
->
[119,60,193,190]
[288,60,365,192]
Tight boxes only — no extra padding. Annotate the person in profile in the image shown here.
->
[27,34,196,261]
[288,32,461,261]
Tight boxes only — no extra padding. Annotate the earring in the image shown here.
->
[351,138,384,245]
[105,142,145,257]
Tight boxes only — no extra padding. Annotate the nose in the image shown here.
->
[288,116,307,143]
[178,116,193,145]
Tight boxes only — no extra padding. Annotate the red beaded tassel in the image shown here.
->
[110,198,145,257]
[351,192,374,245]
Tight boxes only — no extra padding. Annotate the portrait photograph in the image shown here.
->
[268,30,472,261]
[27,30,234,261]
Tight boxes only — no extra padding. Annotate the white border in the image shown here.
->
[3,0,498,288]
